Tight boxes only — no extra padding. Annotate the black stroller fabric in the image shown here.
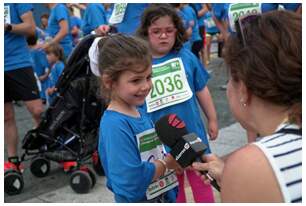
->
[22,35,106,162]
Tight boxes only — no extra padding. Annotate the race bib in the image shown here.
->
[146,58,193,113]
[204,15,216,29]
[108,3,127,25]
[136,129,178,200]
[228,3,261,32]
[4,5,11,24]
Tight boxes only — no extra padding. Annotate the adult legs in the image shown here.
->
[4,102,19,158]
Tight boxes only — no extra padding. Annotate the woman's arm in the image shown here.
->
[221,145,283,202]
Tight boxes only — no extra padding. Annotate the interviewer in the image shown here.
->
[192,10,301,203]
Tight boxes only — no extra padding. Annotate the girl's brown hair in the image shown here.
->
[224,10,301,125]
[45,43,65,63]
[136,4,187,52]
[97,34,152,102]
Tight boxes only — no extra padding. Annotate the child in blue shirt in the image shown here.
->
[137,4,219,203]
[45,43,65,105]
[44,3,73,58]
[27,35,50,103]
[81,3,107,36]
[96,34,180,202]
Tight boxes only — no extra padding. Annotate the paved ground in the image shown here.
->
[4,50,249,203]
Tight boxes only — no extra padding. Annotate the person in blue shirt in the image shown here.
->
[137,4,218,203]
[68,6,83,47]
[190,3,207,65]
[4,3,44,172]
[27,35,50,103]
[95,34,180,202]
[45,43,65,105]
[41,3,73,59]
[181,4,203,59]
[81,3,107,36]
[203,4,219,66]
[95,3,149,36]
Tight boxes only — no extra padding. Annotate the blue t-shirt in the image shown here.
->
[181,5,201,43]
[99,109,156,202]
[190,3,205,27]
[81,3,107,36]
[29,48,49,99]
[47,61,64,103]
[144,48,211,153]
[114,3,149,35]
[262,3,301,13]
[204,11,219,34]
[4,3,33,71]
[70,16,83,29]
[46,4,73,58]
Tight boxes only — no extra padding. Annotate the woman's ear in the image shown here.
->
[238,80,252,106]
[102,74,112,90]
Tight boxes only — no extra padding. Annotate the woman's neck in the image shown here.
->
[249,100,289,137]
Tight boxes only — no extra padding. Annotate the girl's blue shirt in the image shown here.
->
[144,47,211,153]
[99,108,156,202]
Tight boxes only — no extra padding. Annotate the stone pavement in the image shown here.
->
[4,50,249,203]
[20,123,247,203]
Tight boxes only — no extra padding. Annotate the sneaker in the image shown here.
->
[5,157,24,173]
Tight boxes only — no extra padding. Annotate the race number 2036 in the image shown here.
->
[146,58,193,113]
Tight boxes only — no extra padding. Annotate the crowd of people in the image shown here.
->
[4,3,301,203]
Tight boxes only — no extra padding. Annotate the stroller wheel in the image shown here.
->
[92,152,105,176]
[4,170,24,195]
[70,170,92,194]
[87,167,97,188]
[30,156,50,178]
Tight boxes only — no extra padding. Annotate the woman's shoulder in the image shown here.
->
[221,144,283,202]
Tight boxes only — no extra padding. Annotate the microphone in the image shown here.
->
[155,114,220,192]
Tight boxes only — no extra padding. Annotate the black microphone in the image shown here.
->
[155,114,220,192]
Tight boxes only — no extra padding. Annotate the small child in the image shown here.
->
[137,4,219,203]
[45,43,65,105]
[27,35,50,103]
[97,34,180,203]
[203,4,219,66]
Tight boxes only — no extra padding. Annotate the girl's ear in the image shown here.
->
[102,74,112,90]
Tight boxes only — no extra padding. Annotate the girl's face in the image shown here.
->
[46,52,58,65]
[111,65,152,108]
[148,16,177,58]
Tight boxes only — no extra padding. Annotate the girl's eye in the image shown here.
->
[153,30,161,35]
[131,79,140,83]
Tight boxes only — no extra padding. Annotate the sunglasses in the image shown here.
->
[234,14,261,46]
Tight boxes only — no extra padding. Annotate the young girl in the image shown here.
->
[97,34,180,203]
[45,43,65,105]
[203,3,219,66]
[137,4,219,203]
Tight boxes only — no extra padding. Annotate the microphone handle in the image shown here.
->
[196,157,221,192]
[200,170,221,192]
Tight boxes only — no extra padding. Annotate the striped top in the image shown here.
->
[253,123,302,203]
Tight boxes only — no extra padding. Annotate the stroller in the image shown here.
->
[4,35,107,195]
